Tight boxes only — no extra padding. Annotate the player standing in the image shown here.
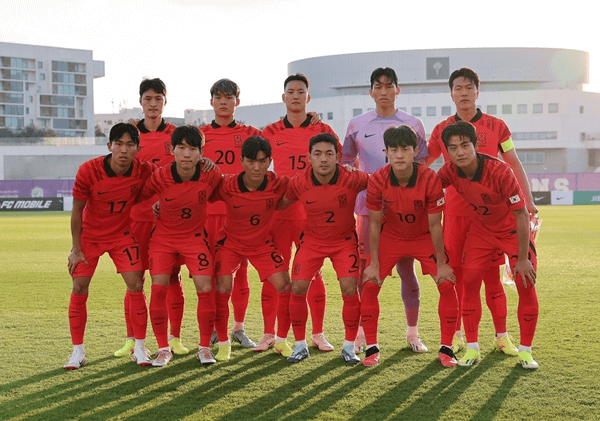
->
[278,133,367,364]
[438,121,539,369]
[340,68,429,353]
[65,123,155,369]
[259,73,341,353]
[200,79,263,349]
[211,136,293,360]
[361,126,457,367]
[114,78,189,358]
[426,68,537,354]
[140,125,221,366]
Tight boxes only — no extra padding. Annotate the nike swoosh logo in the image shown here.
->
[365,134,376,138]
[556,196,565,200]
[534,196,545,201]
[98,191,108,195]
[348,269,358,273]
[205,139,214,143]
[306,200,316,204]
[197,267,208,271]
[275,264,284,269]
[136,312,145,316]
[277,142,287,146]
[524,317,535,322]
[155,321,165,325]
[233,205,244,209]
[165,198,175,202]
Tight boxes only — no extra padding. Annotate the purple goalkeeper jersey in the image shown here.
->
[341,109,428,215]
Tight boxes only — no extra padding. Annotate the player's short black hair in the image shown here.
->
[449,67,480,90]
[109,123,140,145]
[309,133,338,153]
[284,73,309,90]
[210,78,240,98]
[171,125,205,149]
[370,67,398,88]
[241,136,271,160]
[383,125,418,149]
[441,121,478,149]
[139,78,167,97]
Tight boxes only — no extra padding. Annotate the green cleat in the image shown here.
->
[494,336,518,356]
[215,344,231,361]
[517,351,539,369]
[458,348,481,366]
[452,332,465,353]
[169,337,190,355]
[114,339,135,357]
[274,341,293,358]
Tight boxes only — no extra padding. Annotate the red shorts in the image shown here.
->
[270,217,304,265]
[462,223,537,271]
[205,214,226,252]
[444,214,503,268]
[72,229,143,278]
[357,215,370,260]
[292,234,360,280]
[215,239,287,281]
[131,220,153,270]
[376,234,442,279]
[149,235,213,277]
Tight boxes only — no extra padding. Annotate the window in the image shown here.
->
[26,107,29,114]
[426,106,436,117]
[29,95,33,102]
[40,120,46,127]
[549,103,559,113]
[37,61,43,68]
[487,105,497,115]
[517,104,527,114]
[411,107,421,116]
[441,106,451,116]
[533,104,543,114]
[517,152,545,164]
[580,106,584,114]
[318,113,323,119]
[353,108,362,117]
[40,73,45,80]
[502,104,512,115]
[399,107,406,112]
[327,112,333,120]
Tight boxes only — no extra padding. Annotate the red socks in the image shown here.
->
[276,291,291,339]
[215,291,231,342]
[307,272,326,334]
[437,281,458,346]
[167,276,185,339]
[127,291,148,340]
[360,282,381,345]
[68,293,88,345]
[342,293,360,341]
[290,293,308,341]
[150,284,169,348]
[482,268,507,334]
[261,281,278,335]
[231,260,250,324]
[196,291,215,348]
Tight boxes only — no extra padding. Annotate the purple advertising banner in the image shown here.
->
[528,173,600,191]
[0,179,74,198]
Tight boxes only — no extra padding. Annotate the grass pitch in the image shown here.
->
[0,206,599,420]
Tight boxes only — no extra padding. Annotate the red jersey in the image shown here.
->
[130,119,177,222]
[140,162,222,240]
[210,171,289,250]
[285,165,368,245]
[428,109,513,217]
[72,155,155,242]
[201,120,262,215]
[262,115,341,220]
[366,163,445,241]
[437,154,525,236]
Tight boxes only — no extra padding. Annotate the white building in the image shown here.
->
[185,47,600,173]
[0,42,104,137]
[96,108,184,136]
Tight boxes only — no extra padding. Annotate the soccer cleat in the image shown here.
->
[287,344,310,363]
[494,336,518,356]
[209,331,218,347]
[197,347,216,366]
[274,341,293,358]
[354,327,366,354]
[152,349,173,367]
[407,335,428,353]
[452,332,465,353]
[64,349,87,370]
[312,333,334,352]
[215,344,231,361]
[132,347,153,366]
[438,346,458,368]
[361,346,380,367]
[253,334,275,352]
[169,337,190,355]
[114,339,135,357]
[458,349,481,366]
[517,351,539,369]
[231,329,256,348]
[341,344,360,364]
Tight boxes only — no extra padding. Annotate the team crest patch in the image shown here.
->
[130,184,139,196]
[509,194,521,204]
[478,133,487,147]
[164,142,171,155]
[293,262,302,276]
[266,198,274,210]
[481,193,492,204]
[234,135,243,147]
[338,194,348,208]
[413,200,424,211]
[198,191,207,204]
[437,197,445,207]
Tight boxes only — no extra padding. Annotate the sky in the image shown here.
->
[1,0,598,118]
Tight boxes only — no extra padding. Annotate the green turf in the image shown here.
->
[1,207,599,420]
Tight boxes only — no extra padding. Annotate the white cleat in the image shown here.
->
[64,348,87,370]
[197,347,216,366]
[152,349,173,367]
[407,335,428,353]
[312,333,334,352]
[132,347,153,366]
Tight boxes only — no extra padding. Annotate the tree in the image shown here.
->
[15,124,57,138]
[95,124,106,137]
